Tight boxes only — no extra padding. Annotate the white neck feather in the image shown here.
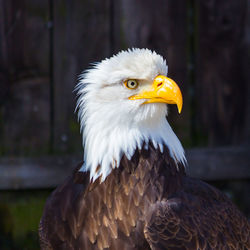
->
[79,105,186,182]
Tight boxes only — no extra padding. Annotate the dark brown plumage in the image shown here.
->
[39,143,250,250]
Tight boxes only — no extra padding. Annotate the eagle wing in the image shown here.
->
[39,163,93,250]
[144,178,250,250]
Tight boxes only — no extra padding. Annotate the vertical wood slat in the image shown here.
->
[244,0,250,144]
[0,0,50,155]
[113,0,190,145]
[53,0,112,153]
[196,0,249,145]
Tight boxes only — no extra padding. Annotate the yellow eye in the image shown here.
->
[124,79,139,89]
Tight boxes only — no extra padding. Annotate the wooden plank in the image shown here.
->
[53,0,112,153]
[196,0,249,145]
[0,155,79,190]
[186,146,250,180]
[0,146,249,189]
[113,0,190,145]
[0,0,50,155]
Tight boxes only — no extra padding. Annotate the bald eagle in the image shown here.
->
[39,49,250,249]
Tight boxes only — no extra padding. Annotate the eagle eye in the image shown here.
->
[124,79,139,89]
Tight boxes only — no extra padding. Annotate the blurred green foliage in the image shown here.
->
[0,190,51,250]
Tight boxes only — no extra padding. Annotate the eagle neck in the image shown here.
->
[80,116,186,182]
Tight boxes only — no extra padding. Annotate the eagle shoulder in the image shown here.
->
[144,177,250,250]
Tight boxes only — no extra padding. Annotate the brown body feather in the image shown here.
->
[39,144,250,249]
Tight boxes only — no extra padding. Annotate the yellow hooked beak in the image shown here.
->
[129,75,183,113]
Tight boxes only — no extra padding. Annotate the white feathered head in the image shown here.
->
[76,48,185,181]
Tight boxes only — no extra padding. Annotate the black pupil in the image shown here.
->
[130,81,135,86]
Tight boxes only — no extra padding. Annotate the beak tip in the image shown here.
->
[177,100,183,114]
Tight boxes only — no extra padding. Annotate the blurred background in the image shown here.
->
[0,0,249,249]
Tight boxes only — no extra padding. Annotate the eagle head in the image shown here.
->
[76,48,186,181]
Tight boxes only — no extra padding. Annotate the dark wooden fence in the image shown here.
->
[0,0,249,189]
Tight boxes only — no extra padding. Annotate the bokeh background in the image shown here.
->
[0,0,249,249]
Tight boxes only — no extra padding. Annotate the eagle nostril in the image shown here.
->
[157,82,163,88]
